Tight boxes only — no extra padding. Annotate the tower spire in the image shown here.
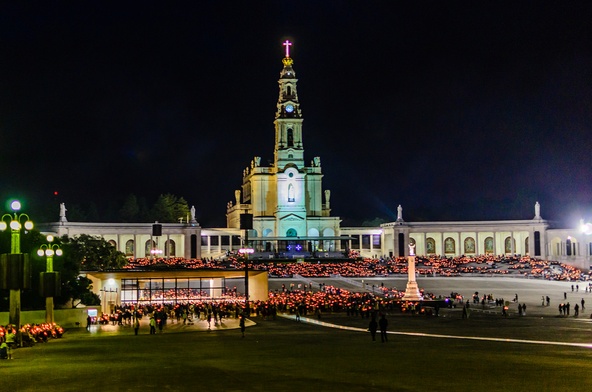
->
[283,40,292,58]
[282,40,294,67]
[274,39,303,168]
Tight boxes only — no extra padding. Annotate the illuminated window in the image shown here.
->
[288,184,295,202]
[125,240,134,256]
[464,237,475,253]
[426,237,436,254]
[484,237,494,254]
[145,240,156,257]
[504,237,515,254]
[444,237,455,253]
[373,234,381,247]
[166,239,176,257]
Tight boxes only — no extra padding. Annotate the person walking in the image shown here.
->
[149,316,156,335]
[368,316,378,341]
[239,314,246,338]
[378,314,388,343]
[134,318,140,335]
[5,327,15,359]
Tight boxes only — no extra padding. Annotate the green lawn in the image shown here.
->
[3,310,592,392]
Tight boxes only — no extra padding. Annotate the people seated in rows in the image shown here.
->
[123,255,589,282]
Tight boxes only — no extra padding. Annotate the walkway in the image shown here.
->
[278,313,592,349]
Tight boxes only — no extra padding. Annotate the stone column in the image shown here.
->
[403,244,423,301]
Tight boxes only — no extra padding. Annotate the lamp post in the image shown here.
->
[239,247,254,315]
[37,235,62,323]
[0,200,34,341]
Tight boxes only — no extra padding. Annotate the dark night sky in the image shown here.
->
[1,1,591,228]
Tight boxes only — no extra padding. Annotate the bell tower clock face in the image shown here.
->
[285,104,294,113]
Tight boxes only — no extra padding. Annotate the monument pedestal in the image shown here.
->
[403,255,423,301]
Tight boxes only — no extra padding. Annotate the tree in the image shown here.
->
[361,217,387,227]
[61,234,128,271]
[67,276,101,308]
[53,234,127,308]
[150,194,190,223]
[119,194,140,222]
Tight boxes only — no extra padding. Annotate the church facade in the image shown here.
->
[39,42,592,272]
[224,41,341,259]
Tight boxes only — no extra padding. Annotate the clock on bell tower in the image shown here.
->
[274,40,304,169]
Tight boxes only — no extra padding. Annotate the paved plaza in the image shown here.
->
[3,276,592,391]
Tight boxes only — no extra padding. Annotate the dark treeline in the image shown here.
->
[19,193,191,224]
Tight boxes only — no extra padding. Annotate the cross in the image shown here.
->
[283,40,292,58]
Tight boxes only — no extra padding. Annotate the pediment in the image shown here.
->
[279,213,305,222]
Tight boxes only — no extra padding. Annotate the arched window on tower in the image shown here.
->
[287,128,294,147]
[288,184,295,202]
[286,85,292,96]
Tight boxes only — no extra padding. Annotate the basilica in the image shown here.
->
[38,42,591,312]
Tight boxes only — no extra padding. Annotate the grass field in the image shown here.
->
[3,306,592,392]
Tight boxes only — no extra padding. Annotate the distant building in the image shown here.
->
[38,42,592,313]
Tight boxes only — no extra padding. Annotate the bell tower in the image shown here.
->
[274,40,304,170]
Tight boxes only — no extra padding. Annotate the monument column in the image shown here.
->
[403,244,423,301]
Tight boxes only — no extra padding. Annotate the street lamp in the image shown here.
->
[37,235,62,323]
[0,200,34,344]
[239,247,254,315]
[0,200,34,253]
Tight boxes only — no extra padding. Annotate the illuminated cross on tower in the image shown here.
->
[283,40,292,58]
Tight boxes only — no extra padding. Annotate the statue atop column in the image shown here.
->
[403,240,422,301]
[534,201,541,220]
[396,205,404,222]
[190,205,197,224]
[59,203,67,224]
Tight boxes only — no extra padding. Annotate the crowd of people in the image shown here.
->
[0,322,64,359]
[122,255,590,282]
